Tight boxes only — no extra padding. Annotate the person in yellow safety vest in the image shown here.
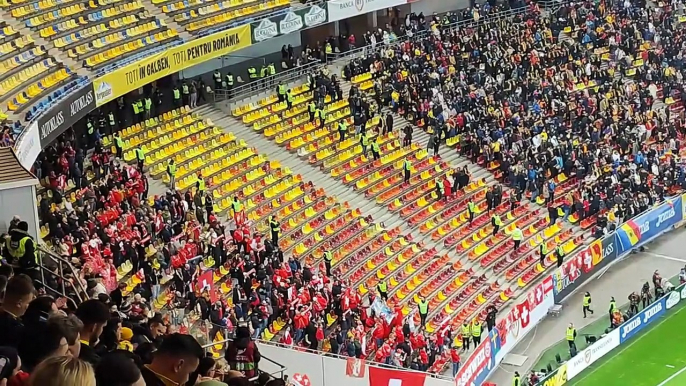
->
[173,85,181,107]
[539,242,548,266]
[583,291,594,318]
[318,108,326,129]
[113,132,123,159]
[214,70,222,90]
[277,82,287,102]
[108,111,116,133]
[403,158,411,184]
[268,62,276,76]
[248,66,257,81]
[360,132,369,155]
[166,159,177,191]
[467,199,476,223]
[511,226,523,252]
[325,42,333,55]
[471,319,482,346]
[370,137,381,161]
[286,89,294,110]
[182,82,190,105]
[337,120,347,142]
[566,322,577,350]
[491,213,502,236]
[555,245,565,268]
[231,196,245,226]
[323,250,333,276]
[418,296,429,326]
[196,173,206,195]
[461,322,471,351]
[132,102,140,124]
[226,73,234,89]
[308,101,316,122]
[269,215,281,247]
[377,280,388,301]
[3,221,39,279]
[435,177,444,201]
[135,146,145,170]
[260,65,269,80]
[513,371,521,386]
[608,297,617,321]
[144,97,152,119]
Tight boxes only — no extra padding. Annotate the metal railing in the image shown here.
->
[36,244,89,308]
[213,60,326,108]
[200,337,287,382]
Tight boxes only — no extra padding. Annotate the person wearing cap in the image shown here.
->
[3,220,39,281]
[225,326,261,379]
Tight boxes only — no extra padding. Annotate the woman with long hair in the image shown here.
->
[28,356,95,386]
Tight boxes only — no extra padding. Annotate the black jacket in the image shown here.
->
[79,342,100,365]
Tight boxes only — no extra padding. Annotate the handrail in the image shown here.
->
[214,60,326,107]
[36,243,89,307]
[327,6,533,66]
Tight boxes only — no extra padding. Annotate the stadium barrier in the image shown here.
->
[536,282,686,386]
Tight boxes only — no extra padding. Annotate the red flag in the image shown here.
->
[368,366,426,386]
[518,299,531,329]
[196,270,213,293]
[346,358,366,378]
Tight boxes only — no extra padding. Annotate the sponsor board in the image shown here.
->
[567,329,620,379]
[454,329,500,386]
[619,295,665,343]
[37,83,96,148]
[14,121,41,170]
[251,6,327,43]
[327,0,404,22]
[615,197,683,254]
[93,25,251,106]
[666,290,680,309]
[538,363,568,386]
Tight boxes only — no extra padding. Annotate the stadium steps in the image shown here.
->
[140,0,191,40]
[199,103,465,268]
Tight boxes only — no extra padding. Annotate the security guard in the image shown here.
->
[370,137,380,160]
[277,82,287,102]
[471,318,482,346]
[418,296,429,326]
[173,85,181,107]
[136,99,143,121]
[317,108,326,129]
[260,64,269,87]
[555,245,565,267]
[225,72,234,97]
[144,96,152,119]
[231,196,245,226]
[360,132,369,154]
[113,132,123,159]
[286,89,294,110]
[268,62,276,79]
[461,322,471,351]
[513,372,521,386]
[608,297,617,319]
[108,111,117,134]
[323,250,333,276]
[539,242,548,266]
[403,158,411,184]
[308,101,316,122]
[3,221,39,280]
[467,198,476,223]
[182,82,190,106]
[131,101,140,123]
[511,226,523,252]
[325,42,333,57]
[135,146,145,170]
[491,212,502,236]
[196,173,206,196]
[269,215,280,247]
[213,70,222,90]
[377,279,388,301]
[337,119,347,142]
[583,292,594,318]
[166,159,177,191]
[248,66,257,89]
[566,322,577,349]
[435,177,444,200]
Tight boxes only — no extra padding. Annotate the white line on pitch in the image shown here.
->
[657,365,686,386]
[643,252,686,263]
[666,365,675,368]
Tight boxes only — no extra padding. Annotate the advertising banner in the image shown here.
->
[552,236,617,302]
[93,25,251,106]
[618,294,666,344]
[566,328,620,379]
[368,366,426,386]
[327,0,404,22]
[537,363,568,386]
[615,197,683,254]
[454,329,501,386]
[14,121,41,170]
[251,5,327,43]
[37,83,95,148]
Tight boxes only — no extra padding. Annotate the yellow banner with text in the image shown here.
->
[93,25,251,106]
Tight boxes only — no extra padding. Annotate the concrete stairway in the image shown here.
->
[140,0,192,40]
